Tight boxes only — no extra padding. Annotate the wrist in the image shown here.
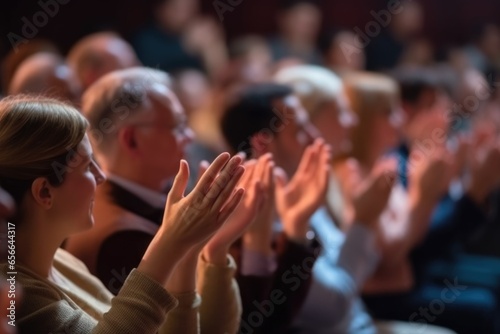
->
[282,214,310,242]
[203,243,229,266]
[139,229,189,283]
[243,233,273,255]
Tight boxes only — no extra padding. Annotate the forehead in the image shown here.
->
[148,86,186,123]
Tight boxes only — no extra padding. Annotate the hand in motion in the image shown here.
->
[163,153,246,252]
[204,153,274,264]
[275,138,332,243]
[240,153,276,255]
[352,157,398,227]
[139,153,245,285]
[408,147,453,205]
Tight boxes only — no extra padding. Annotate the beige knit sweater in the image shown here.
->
[2,248,241,334]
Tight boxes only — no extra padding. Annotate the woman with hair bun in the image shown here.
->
[0,95,245,334]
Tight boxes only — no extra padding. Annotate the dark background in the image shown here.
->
[1,0,499,57]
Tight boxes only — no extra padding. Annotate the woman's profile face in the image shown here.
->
[49,135,105,236]
[313,96,357,158]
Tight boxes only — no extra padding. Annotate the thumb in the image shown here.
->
[273,166,289,194]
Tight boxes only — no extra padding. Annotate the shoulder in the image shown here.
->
[0,262,94,333]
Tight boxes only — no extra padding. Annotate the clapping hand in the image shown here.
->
[352,157,398,227]
[275,138,331,243]
[203,154,274,265]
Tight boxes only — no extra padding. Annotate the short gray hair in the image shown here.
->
[81,67,172,153]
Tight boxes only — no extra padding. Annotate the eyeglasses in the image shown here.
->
[128,122,192,138]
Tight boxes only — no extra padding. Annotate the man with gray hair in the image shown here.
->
[65,67,243,333]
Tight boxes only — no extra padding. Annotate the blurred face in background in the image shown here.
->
[392,1,423,39]
[373,103,405,154]
[312,92,358,158]
[174,70,210,116]
[268,95,320,176]
[405,89,451,144]
[280,3,321,43]
[325,31,366,71]
[478,24,500,61]
[157,0,199,32]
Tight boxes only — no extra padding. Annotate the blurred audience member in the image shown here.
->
[319,29,366,73]
[131,0,228,79]
[362,67,500,334]
[185,37,273,187]
[275,65,357,226]
[463,23,500,78]
[365,0,424,71]
[230,35,274,84]
[269,0,323,64]
[277,67,453,333]
[222,83,412,333]
[9,52,81,105]
[222,84,327,333]
[172,69,210,118]
[67,32,140,91]
[1,39,59,95]
[399,37,435,67]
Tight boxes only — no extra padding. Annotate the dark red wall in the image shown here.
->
[1,0,499,57]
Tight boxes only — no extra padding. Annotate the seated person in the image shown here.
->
[360,68,500,334]
[67,32,140,92]
[64,67,246,333]
[275,66,455,333]
[0,95,245,333]
[268,0,323,64]
[8,52,81,105]
[131,0,228,79]
[221,83,419,334]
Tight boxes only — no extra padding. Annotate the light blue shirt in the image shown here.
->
[292,207,380,334]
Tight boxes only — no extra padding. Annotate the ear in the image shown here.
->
[118,126,140,156]
[31,178,54,209]
[250,132,271,157]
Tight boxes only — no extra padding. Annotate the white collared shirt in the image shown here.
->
[106,173,167,209]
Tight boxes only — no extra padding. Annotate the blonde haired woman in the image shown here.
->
[0,96,245,333]
[276,66,455,334]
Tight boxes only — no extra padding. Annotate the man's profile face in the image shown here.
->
[137,88,194,184]
[269,95,319,176]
